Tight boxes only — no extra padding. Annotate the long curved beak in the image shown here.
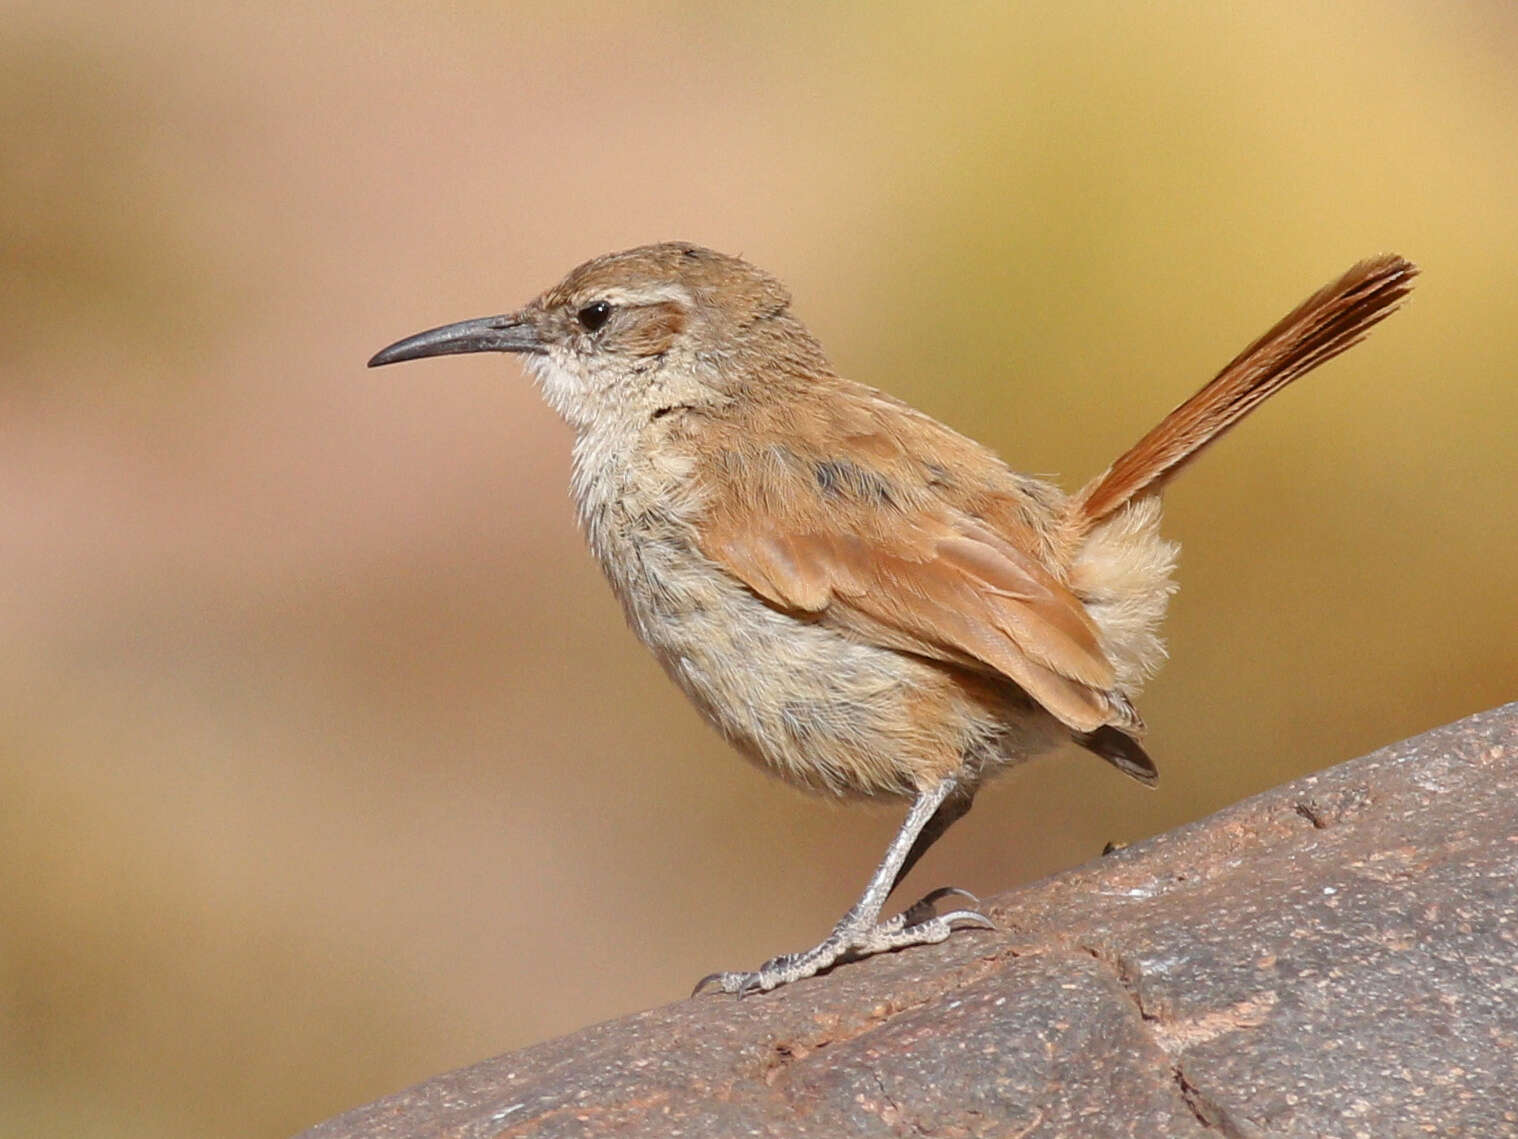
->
[367,313,545,368]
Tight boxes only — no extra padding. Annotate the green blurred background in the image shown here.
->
[4,2,1515,1136]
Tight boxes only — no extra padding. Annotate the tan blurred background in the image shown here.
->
[3,2,1516,1136]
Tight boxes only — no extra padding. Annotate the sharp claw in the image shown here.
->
[936,908,996,931]
[918,885,982,909]
[894,884,986,929]
[695,969,777,997]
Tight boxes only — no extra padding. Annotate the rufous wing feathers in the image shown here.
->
[698,447,1141,735]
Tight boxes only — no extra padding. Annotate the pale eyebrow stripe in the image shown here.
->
[599,284,694,307]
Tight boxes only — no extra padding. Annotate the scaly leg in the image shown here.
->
[890,784,973,897]
[693,779,993,996]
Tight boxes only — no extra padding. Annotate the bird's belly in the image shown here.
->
[599,532,1042,797]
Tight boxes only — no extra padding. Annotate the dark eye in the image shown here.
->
[576,301,612,332]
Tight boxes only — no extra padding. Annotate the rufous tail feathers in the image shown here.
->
[1072,255,1418,529]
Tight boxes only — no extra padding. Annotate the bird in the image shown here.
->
[368,244,1416,995]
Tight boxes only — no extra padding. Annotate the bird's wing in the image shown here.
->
[696,431,1138,735]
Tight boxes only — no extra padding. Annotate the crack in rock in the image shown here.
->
[1074,941,1275,1136]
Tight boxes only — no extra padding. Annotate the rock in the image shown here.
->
[300,705,1518,1138]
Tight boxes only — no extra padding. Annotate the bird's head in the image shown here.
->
[369,242,830,429]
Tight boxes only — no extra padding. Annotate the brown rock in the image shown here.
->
[301,705,1518,1137]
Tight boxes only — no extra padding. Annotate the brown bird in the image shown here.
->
[369,245,1416,995]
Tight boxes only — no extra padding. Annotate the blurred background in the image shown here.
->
[3,2,1516,1136]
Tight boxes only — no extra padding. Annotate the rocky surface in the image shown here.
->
[302,705,1518,1138]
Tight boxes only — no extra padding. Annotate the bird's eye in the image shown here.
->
[577,301,612,332]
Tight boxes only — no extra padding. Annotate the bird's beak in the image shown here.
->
[367,313,545,368]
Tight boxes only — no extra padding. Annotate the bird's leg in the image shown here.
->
[890,786,973,898]
[694,778,993,996]
[873,788,980,932]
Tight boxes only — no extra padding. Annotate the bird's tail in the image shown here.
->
[1070,255,1418,531]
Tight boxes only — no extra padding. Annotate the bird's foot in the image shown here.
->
[692,887,993,997]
